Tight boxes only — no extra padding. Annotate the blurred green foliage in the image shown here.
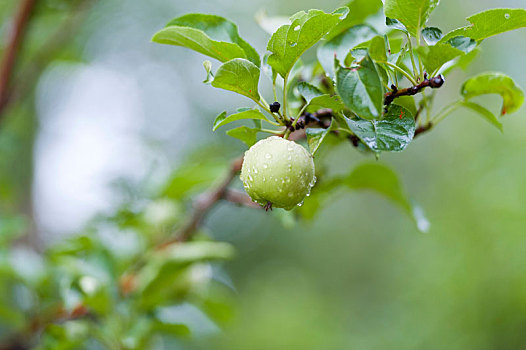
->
[0,0,525,349]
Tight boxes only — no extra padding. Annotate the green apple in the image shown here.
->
[240,136,316,210]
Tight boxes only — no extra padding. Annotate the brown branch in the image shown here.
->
[414,104,424,122]
[384,75,445,106]
[223,189,262,209]
[0,303,93,350]
[415,122,433,136]
[157,156,246,248]
[7,0,96,115]
[0,0,37,120]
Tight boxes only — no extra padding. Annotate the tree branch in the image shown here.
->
[0,0,37,120]
[0,303,93,350]
[414,122,433,136]
[223,189,262,209]
[157,156,247,247]
[7,0,96,117]
[384,74,445,106]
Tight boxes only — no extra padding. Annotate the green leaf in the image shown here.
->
[344,163,429,232]
[421,27,443,45]
[211,58,260,101]
[152,320,191,337]
[297,82,323,103]
[298,82,344,113]
[348,48,369,62]
[152,27,245,64]
[440,8,526,43]
[306,95,345,113]
[153,14,260,66]
[346,104,415,153]
[386,36,405,54]
[266,8,348,78]
[385,17,408,32]
[155,304,218,336]
[137,242,235,302]
[158,241,235,264]
[460,101,503,132]
[213,109,270,131]
[344,163,411,212]
[0,215,28,244]
[317,24,377,78]
[326,0,383,40]
[297,83,344,113]
[384,0,440,36]
[456,47,480,69]
[442,47,480,75]
[395,96,417,116]
[336,54,384,120]
[393,95,417,116]
[297,177,341,220]
[163,152,226,199]
[368,36,387,62]
[447,36,476,53]
[461,72,525,115]
[226,126,259,147]
[305,121,336,155]
[415,44,464,74]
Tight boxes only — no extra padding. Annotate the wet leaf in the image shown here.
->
[266,8,349,78]
[213,109,270,131]
[415,44,464,74]
[211,58,261,101]
[226,126,259,147]
[346,104,415,152]
[460,101,503,132]
[153,14,260,66]
[461,72,525,115]
[440,8,526,42]
[336,54,384,120]
[384,0,440,36]
[422,27,443,45]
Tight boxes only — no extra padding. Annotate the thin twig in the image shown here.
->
[5,0,96,121]
[384,75,445,107]
[415,122,433,136]
[0,303,93,350]
[223,189,262,209]
[157,156,246,247]
[0,0,37,120]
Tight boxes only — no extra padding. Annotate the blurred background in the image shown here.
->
[1,0,526,348]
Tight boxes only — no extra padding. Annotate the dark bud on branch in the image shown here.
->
[429,75,445,88]
[270,101,280,113]
[384,75,445,106]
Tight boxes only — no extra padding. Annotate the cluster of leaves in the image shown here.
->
[153,0,525,225]
[0,151,240,348]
